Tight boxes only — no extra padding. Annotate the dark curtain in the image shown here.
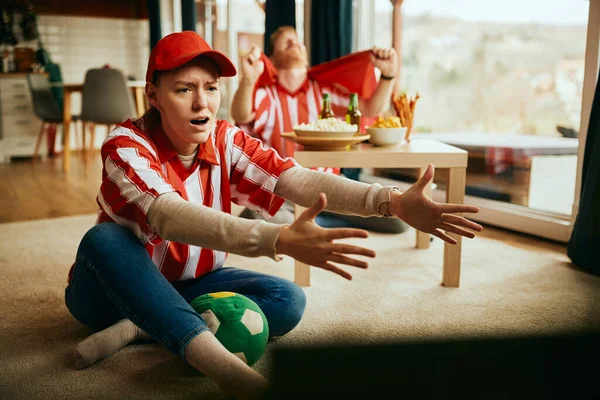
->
[264,0,296,55]
[310,0,352,65]
[147,0,162,50]
[567,69,600,273]
[310,0,357,180]
[181,0,197,32]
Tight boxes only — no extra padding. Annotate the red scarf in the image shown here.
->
[254,50,377,100]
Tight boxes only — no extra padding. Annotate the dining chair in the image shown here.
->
[26,73,82,159]
[80,67,137,162]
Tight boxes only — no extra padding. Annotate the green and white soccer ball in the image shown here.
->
[190,291,269,366]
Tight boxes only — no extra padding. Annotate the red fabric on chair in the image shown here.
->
[46,124,57,157]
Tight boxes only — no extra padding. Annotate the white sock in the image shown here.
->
[74,319,150,369]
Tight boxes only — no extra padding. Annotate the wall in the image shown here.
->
[37,15,149,84]
[37,15,149,150]
[29,0,148,19]
[3,2,196,151]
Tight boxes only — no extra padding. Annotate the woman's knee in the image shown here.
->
[77,223,141,267]
[269,279,306,337]
[79,223,136,251]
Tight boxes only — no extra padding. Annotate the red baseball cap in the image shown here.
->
[146,30,237,83]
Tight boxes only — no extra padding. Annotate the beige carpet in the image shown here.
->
[1,214,599,399]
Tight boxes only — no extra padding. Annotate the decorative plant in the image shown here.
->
[0,6,18,46]
[0,0,40,45]
[19,1,39,42]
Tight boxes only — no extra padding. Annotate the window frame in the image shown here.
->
[356,0,600,243]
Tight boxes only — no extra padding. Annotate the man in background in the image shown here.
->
[231,26,407,233]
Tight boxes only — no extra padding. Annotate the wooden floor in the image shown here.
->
[0,151,103,222]
[0,151,567,255]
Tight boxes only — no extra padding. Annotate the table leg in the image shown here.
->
[62,90,73,174]
[294,203,311,287]
[442,167,466,287]
[416,166,433,249]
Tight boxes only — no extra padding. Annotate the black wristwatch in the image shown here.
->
[381,74,395,80]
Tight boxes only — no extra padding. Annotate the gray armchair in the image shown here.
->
[80,67,137,161]
[26,73,81,158]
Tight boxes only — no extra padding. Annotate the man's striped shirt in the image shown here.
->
[68,119,296,283]
[243,78,351,174]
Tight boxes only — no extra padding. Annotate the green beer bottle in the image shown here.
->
[319,93,336,119]
[345,93,361,132]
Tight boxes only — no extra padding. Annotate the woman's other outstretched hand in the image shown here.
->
[276,193,376,280]
[388,164,484,244]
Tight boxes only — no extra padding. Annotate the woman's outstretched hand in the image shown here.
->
[276,193,376,280]
[388,164,484,244]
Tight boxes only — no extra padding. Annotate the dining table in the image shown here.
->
[55,80,147,173]
[290,138,469,288]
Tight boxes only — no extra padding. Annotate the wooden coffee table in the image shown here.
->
[291,139,468,288]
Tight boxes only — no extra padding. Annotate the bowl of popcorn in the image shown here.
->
[366,116,407,146]
[293,118,358,138]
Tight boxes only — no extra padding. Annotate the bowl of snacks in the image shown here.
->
[366,116,407,146]
[293,118,358,138]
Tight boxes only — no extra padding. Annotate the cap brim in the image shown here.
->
[202,51,237,77]
[163,50,237,78]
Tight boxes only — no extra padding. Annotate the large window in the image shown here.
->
[368,0,588,223]
[399,0,588,136]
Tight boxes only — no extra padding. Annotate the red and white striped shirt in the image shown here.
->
[242,79,351,174]
[68,119,296,283]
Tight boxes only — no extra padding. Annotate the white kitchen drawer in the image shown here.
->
[1,101,33,115]
[2,136,40,157]
[0,78,28,91]
[0,90,31,104]
[1,114,42,136]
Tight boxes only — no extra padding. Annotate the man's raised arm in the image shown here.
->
[230,46,264,124]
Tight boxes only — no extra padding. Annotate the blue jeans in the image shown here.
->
[65,223,306,361]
